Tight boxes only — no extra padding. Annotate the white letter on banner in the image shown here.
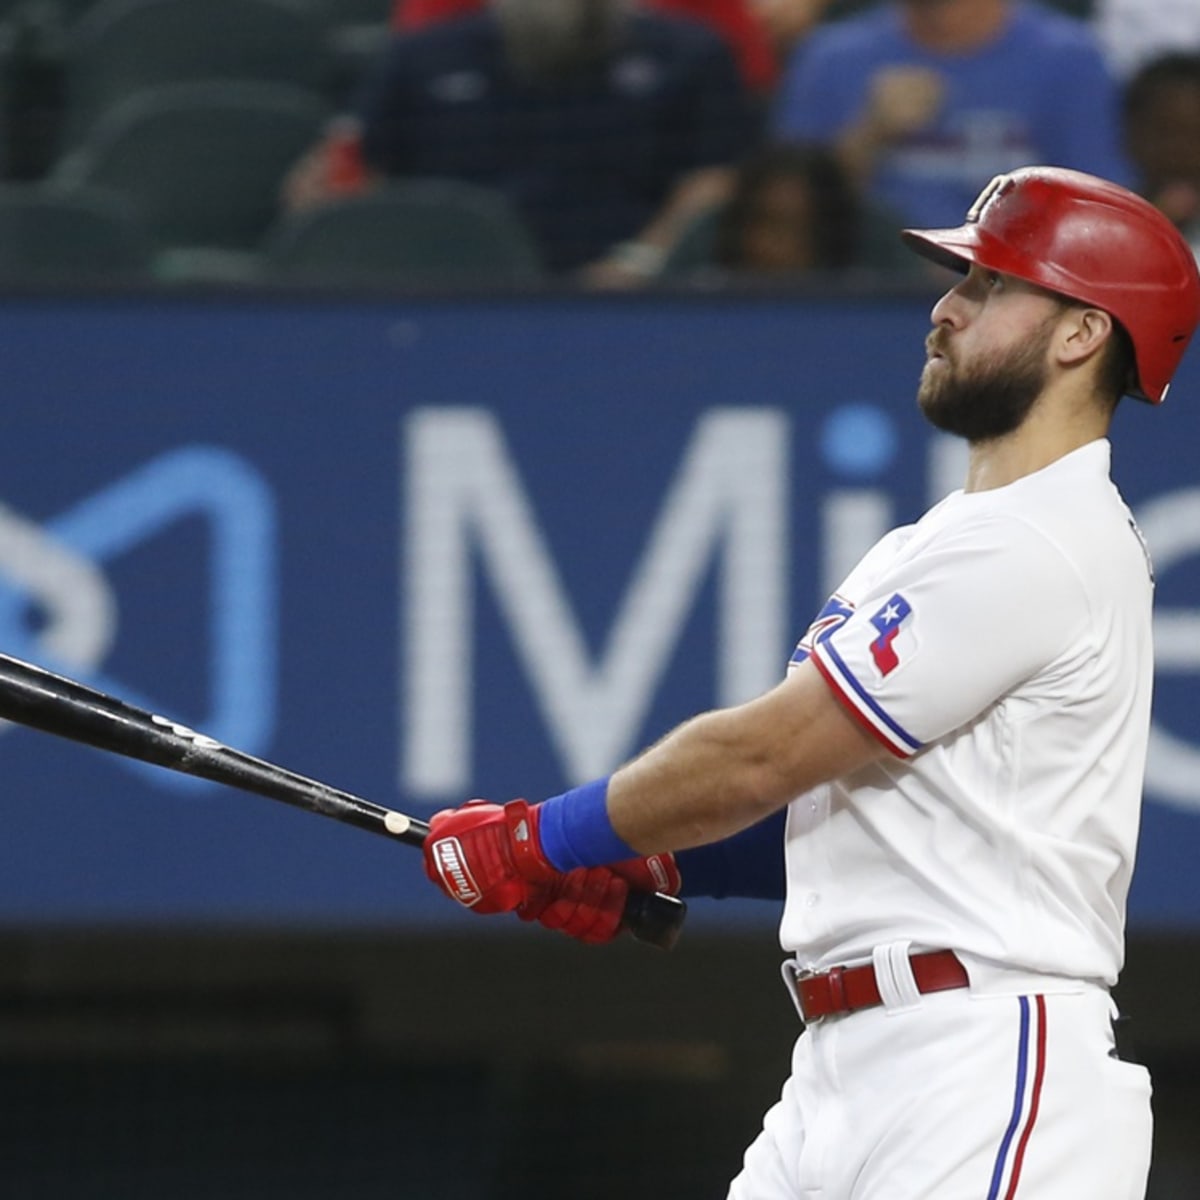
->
[1137,488,1200,813]
[0,502,116,667]
[402,408,788,797]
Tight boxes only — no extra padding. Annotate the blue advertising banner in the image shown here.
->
[0,290,1198,929]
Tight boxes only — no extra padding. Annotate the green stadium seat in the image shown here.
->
[61,0,330,146]
[51,81,329,255]
[0,0,101,26]
[317,0,391,23]
[0,181,151,280]
[263,180,545,286]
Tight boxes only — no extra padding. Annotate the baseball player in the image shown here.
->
[422,166,1200,1198]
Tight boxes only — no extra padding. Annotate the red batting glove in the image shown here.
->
[423,798,557,915]
[523,853,681,944]
[612,851,682,898]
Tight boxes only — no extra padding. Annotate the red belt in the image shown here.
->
[789,950,969,1022]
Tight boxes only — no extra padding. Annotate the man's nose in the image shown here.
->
[930,284,967,329]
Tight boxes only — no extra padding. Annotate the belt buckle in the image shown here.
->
[780,958,822,1024]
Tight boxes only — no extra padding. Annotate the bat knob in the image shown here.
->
[621,890,687,950]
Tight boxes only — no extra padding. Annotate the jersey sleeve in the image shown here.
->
[812,513,1091,757]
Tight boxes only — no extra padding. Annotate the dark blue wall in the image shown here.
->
[1,290,1198,928]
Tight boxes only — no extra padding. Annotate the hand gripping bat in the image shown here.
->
[0,652,686,949]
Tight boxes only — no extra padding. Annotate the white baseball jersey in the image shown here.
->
[780,439,1154,990]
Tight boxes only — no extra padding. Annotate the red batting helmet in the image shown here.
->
[901,166,1200,403]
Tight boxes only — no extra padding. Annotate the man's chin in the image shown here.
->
[916,379,947,423]
[917,387,975,439]
[918,403,960,436]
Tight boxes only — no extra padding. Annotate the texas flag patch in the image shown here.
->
[868,593,913,676]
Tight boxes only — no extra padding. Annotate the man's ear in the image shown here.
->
[1056,306,1114,369]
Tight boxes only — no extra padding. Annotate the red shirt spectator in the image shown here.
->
[392,0,778,91]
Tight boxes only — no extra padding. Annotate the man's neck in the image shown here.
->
[902,0,1011,55]
[962,391,1110,493]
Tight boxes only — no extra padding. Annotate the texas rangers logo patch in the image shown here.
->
[790,594,855,666]
[868,593,912,676]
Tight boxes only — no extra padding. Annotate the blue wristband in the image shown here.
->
[537,776,636,871]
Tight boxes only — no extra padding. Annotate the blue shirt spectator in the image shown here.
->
[772,0,1132,231]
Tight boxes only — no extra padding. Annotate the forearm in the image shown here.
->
[606,665,883,855]
[636,166,736,251]
[587,167,736,287]
[535,664,883,870]
[607,707,792,854]
[421,669,877,935]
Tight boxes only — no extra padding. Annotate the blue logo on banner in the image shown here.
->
[0,446,278,786]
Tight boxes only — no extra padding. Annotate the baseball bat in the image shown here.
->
[0,651,686,950]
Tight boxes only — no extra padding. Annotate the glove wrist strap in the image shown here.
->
[503,799,557,882]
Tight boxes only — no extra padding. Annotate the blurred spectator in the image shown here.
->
[749,0,846,60]
[712,142,860,274]
[285,0,757,285]
[1123,52,1200,261]
[772,0,1132,232]
[1093,0,1200,80]
[392,0,780,94]
[661,139,921,281]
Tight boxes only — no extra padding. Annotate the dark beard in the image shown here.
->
[496,0,624,82]
[917,320,1053,442]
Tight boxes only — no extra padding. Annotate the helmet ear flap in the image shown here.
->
[903,166,1200,404]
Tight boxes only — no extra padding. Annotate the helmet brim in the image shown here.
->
[900,226,978,275]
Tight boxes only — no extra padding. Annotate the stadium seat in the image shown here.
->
[61,0,330,147]
[0,181,151,280]
[321,0,391,23]
[50,81,329,256]
[263,180,545,286]
[0,0,99,25]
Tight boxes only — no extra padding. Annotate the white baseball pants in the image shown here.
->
[727,986,1152,1199]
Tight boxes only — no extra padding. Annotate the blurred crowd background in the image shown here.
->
[0,0,1198,289]
[4,3,1200,1198]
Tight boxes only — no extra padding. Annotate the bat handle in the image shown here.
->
[621,890,687,950]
